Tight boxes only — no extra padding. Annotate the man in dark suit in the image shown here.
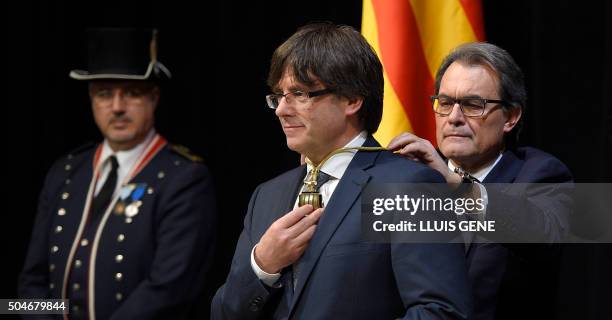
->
[388,42,573,320]
[18,28,217,319]
[212,23,471,320]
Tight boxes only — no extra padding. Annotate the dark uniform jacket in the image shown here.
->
[19,136,216,320]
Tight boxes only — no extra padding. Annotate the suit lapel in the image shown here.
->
[464,150,522,255]
[282,166,308,213]
[288,137,380,315]
[278,166,307,304]
[483,149,522,183]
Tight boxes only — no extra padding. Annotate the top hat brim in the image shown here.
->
[69,61,172,81]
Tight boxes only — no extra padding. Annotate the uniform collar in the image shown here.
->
[100,129,156,171]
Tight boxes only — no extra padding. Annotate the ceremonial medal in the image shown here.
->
[114,202,126,215]
[125,202,140,218]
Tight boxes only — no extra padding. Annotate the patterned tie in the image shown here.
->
[91,155,119,219]
[301,170,332,193]
[298,169,333,209]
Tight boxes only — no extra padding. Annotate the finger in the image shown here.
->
[287,208,324,235]
[293,224,318,247]
[387,132,417,150]
[276,205,315,228]
[397,141,428,156]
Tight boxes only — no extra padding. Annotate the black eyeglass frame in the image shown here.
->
[430,95,511,117]
[266,88,336,109]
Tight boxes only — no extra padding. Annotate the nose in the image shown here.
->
[274,95,292,118]
[446,103,466,126]
[110,91,127,113]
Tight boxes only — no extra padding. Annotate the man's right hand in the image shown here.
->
[388,132,462,184]
[254,205,324,274]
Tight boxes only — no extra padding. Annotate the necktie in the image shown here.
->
[298,170,333,209]
[301,170,332,193]
[91,155,119,218]
[293,170,332,289]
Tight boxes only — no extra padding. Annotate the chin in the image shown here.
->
[440,143,475,160]
[284,136,303,151]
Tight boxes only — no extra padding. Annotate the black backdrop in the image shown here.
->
[3,0,612,319]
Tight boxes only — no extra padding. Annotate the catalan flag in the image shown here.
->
[362,0,485,145]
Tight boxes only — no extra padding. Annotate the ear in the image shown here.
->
[150,86,161,108]
[344,96,363,116]
[503,105,522,133]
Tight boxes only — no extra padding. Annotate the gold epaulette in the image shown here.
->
[169,144,203,162]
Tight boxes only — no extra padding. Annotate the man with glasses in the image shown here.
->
[19,28,217,319]
[388,42,573,320]
[212,23,471,319]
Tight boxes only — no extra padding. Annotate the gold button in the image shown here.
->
[55,225,63,233]
[51,246,59,253]
[174,160,181,166]
[117,234,125,242]
[49,264,55,272]
[49,283,55,289]
[67,154,74,160]
[75,259,82,268]
[115,292,123,301]
[147,187,154,195]
[115,255,124,263]
[125,218,133,224]
[157,171,165,179]
[115,273,123,281]
[61,192,69,200]
[72,283,80,291]
[65,179,71,185]
[80,239,89,247]
[64,164,72,171]
[57,208,66,216]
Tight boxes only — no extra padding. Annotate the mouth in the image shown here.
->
[444,133,470,139]
[110,119,131,128]
[282,124,305,133]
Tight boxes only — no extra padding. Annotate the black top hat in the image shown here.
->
[69,28,172,81]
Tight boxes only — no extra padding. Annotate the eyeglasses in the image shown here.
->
[266,88,335,109]
[430,95,510,118]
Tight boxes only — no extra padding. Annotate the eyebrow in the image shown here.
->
[273,85,308,94]
[438,94,485,100]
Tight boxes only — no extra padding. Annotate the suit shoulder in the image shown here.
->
[259,165,305,188]
[371,151,446,182]
[49,142,97,169]
[64,141,97,160]
[515,147,567,169]
[514,147,573,182]
[375,150,437,171]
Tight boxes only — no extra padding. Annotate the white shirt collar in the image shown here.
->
[447,152,504,182]
[305,131,367,180]
[99,129,156,180]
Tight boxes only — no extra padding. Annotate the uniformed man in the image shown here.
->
[18,28,217,319]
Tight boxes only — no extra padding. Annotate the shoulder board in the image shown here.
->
[169,144,204,162]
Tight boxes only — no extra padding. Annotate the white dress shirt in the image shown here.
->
[251,131,368,287]
[447,153,503,219]
[95,130,156,197]
[447,153,503,183]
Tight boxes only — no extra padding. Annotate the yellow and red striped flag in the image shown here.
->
[362,0,485,146]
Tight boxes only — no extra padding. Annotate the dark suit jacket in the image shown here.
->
[19,139,217,319]
[212,137,471,320]
[466,147,573,320]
